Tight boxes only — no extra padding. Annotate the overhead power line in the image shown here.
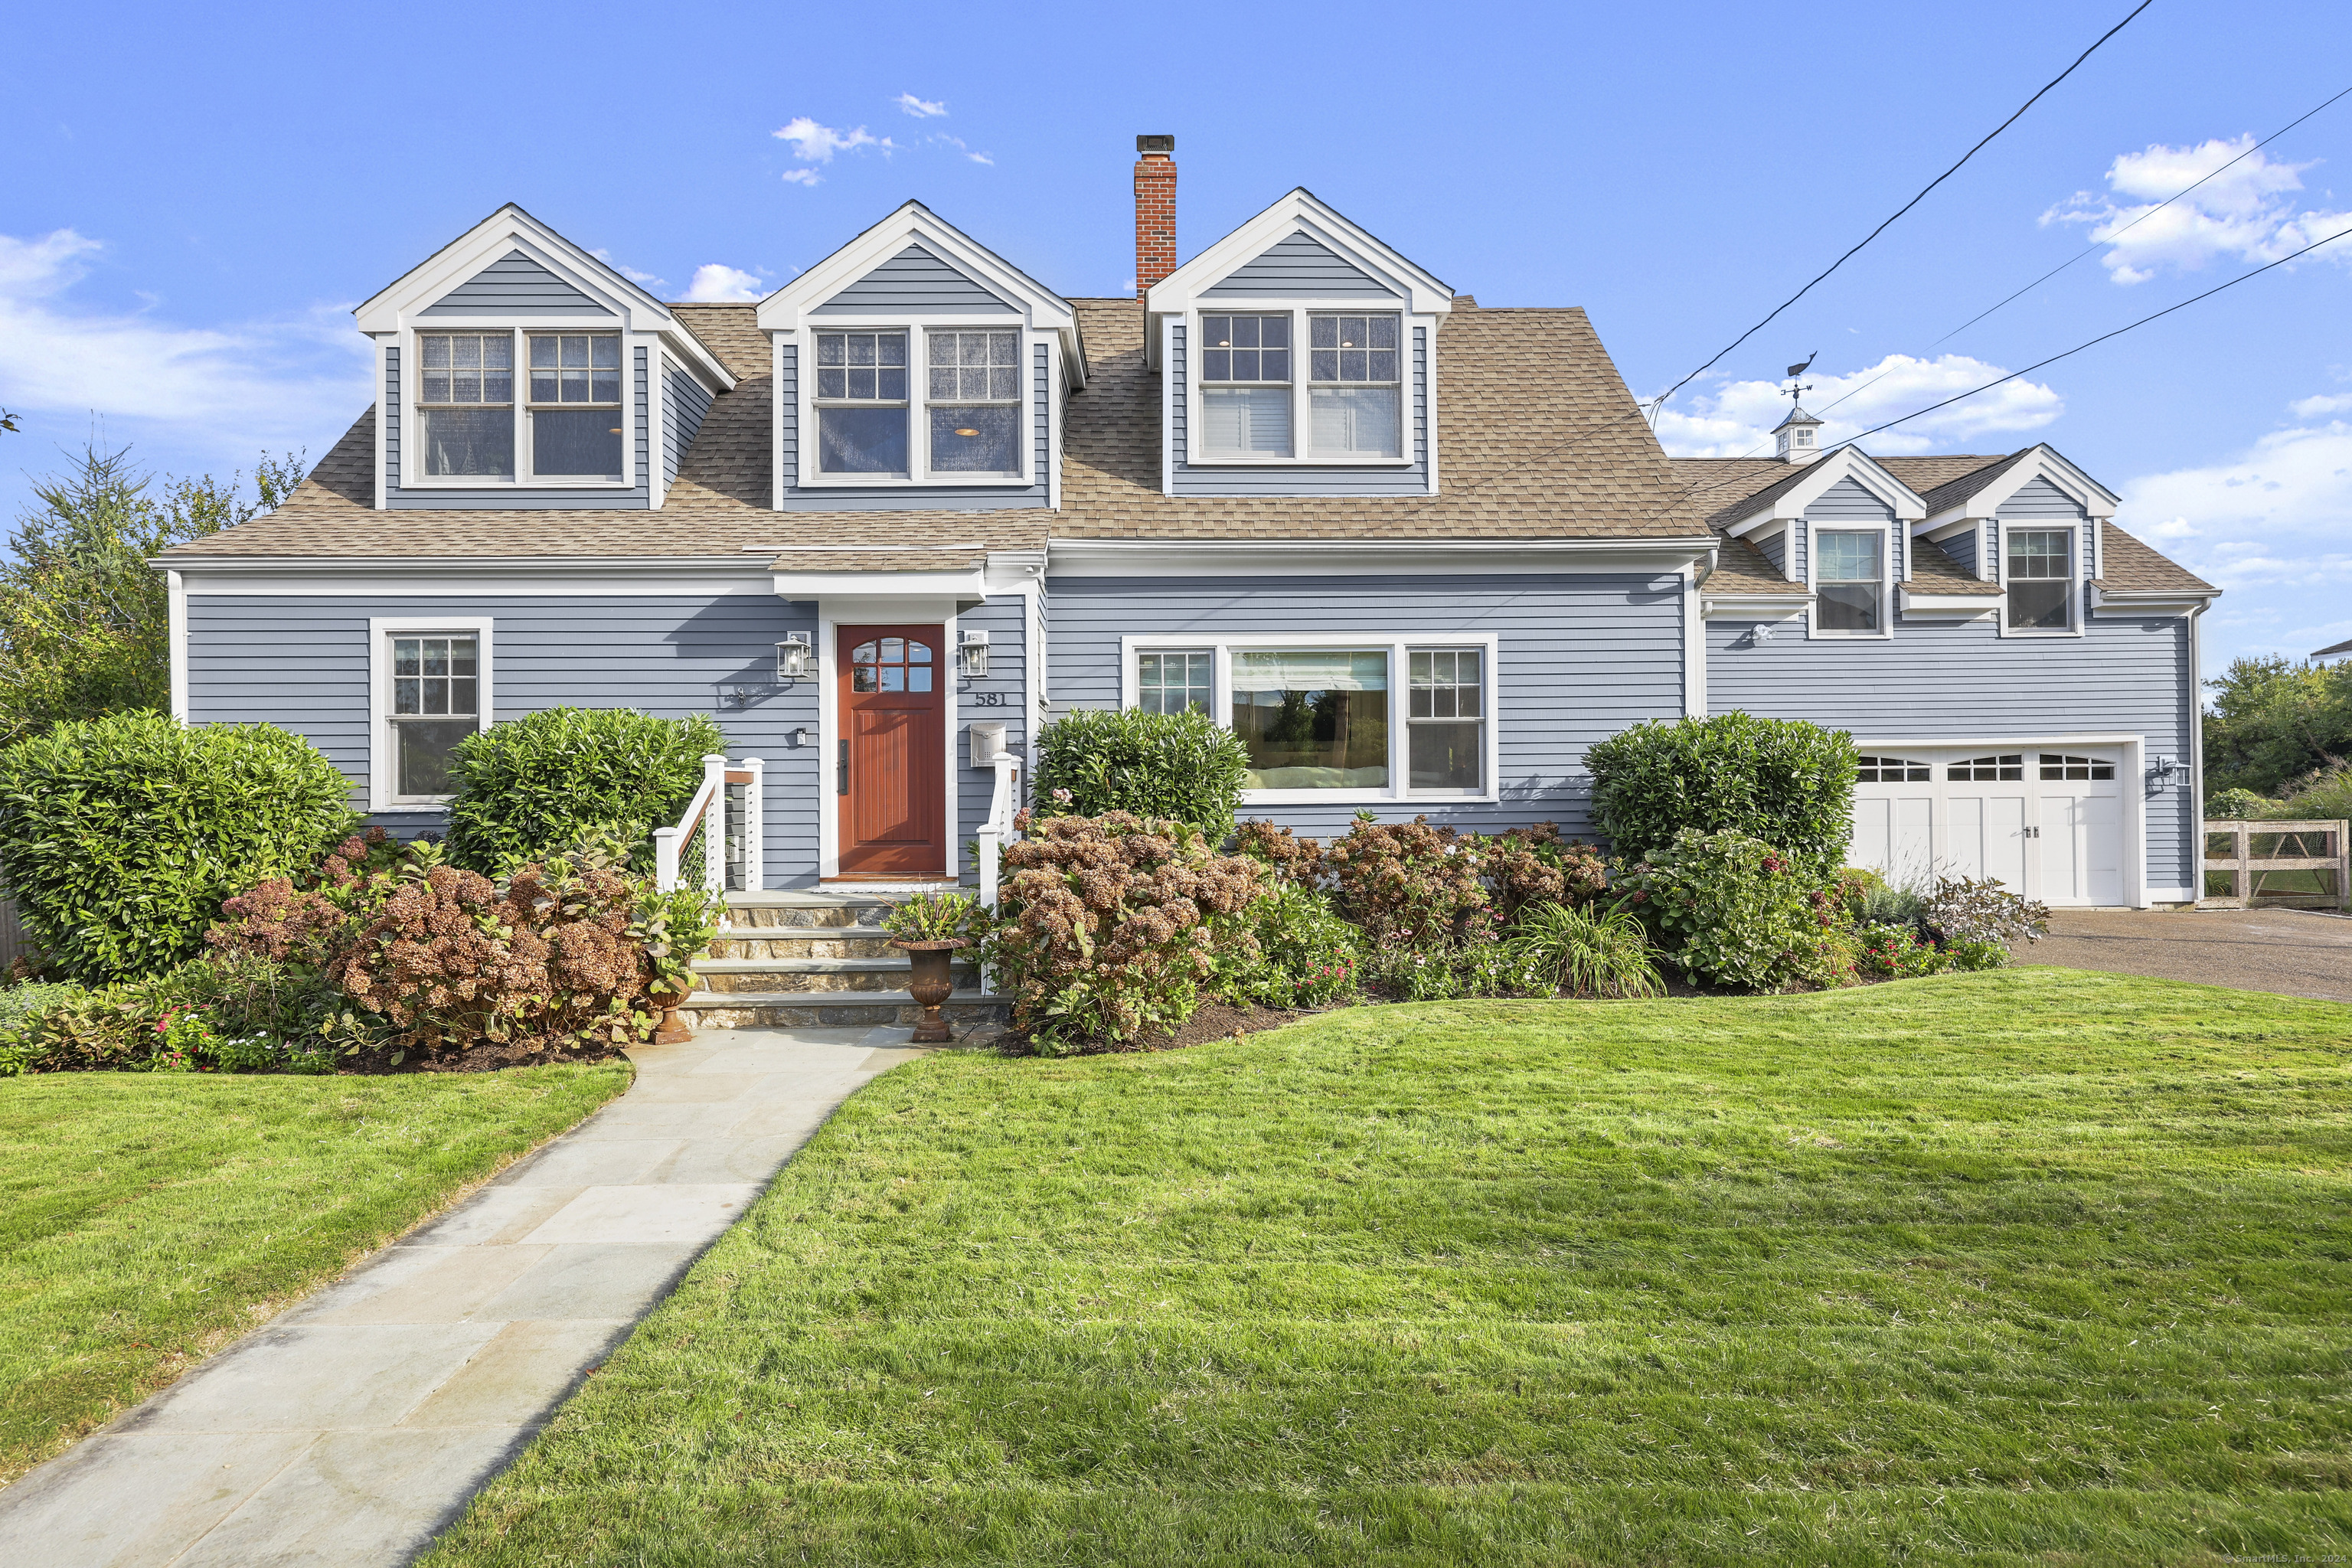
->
[1648,0,2156,416]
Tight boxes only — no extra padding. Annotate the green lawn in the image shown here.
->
[427,970,2352,1567]
[0,1062,631,1481]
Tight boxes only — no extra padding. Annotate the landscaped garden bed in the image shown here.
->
[0,1060,630,1483]
[422,969,2352,1566]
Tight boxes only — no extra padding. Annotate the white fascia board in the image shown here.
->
[757,201,1080,373]
[773,569,989,599]
[356,204,665,335]
[983,549,1049,596]
[1897,588,2004,618]
[1044,536,1716,578]
[1917,446,2118,530]
[2092,585,2216,618]
[658,326,735,393]
[1700,593,1811,620]
[1734,447,1926,528]
[1143,188,1454,318]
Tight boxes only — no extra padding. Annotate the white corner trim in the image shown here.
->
[1681,563,1707,718]
[368,616,494,814]
[167,570,188,722]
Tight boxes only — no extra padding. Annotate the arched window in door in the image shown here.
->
[850,635,934,693]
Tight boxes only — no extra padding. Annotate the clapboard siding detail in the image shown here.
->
[812,243,1011,314]
[419,252,610,316]
[953,595,1030,879]
[1755,530,1787,576]
[1168,323,1429,497]
[1201,232,1400,299]
[388,347,652,511]
[774,340,1050,511]
[662,355,715,491]
[1707,615,2198,889]
[1044,573,1684,838]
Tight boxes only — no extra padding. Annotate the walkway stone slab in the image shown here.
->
[0,1024,917,1567]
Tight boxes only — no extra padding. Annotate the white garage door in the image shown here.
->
[1849,748,2125,906]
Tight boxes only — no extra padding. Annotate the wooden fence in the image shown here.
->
[2200,819,2350,910]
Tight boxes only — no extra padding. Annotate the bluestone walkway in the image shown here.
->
[0,1024,925,1568]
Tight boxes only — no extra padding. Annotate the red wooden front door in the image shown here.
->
[837,626,946,876]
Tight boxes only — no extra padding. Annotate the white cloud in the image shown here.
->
[0,228,370,450]
[927,131,994,166]
[683,264,765,303]
[590,248,664,289]
[966,150,995,167]
[2043,137,2352,284]
[1653,354,2063,459]
[896,93,948,118]
[779,168,822,188]
[773,116,890,164]
[2288,392,2352,419]
[2117,415,2352,593]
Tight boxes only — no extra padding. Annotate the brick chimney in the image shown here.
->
[1134,135,1176,298]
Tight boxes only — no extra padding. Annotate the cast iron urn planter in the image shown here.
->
[892,939,966,1044]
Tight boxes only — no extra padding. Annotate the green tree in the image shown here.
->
[0,443,305,744]
[2202,655,2352,797]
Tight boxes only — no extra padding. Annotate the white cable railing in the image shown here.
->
[654,753,764,900]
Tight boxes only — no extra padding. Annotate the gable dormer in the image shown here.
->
[353,204,733,512]
[758,202,1083,512]
[1914,444,2118,638]
[1718,446,1926,640]
[1144,188,1452,498]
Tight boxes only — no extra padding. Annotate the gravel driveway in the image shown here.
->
[2027,906,2352,1004]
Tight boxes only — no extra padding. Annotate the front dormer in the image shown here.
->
[1143,186,1452,498]
[757,203,1083,512]
[1717,446,1926,641]
[1913,445,2118,639]
[352,204,734,512]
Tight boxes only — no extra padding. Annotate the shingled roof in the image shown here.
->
[165,298,1710,562]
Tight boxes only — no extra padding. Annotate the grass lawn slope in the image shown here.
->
[0,1062,631,1481]
[430,971,2351,1566]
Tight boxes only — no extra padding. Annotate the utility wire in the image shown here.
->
[1648,0,2155,416]
[1805,79,2352,423]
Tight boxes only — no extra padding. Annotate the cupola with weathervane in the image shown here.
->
[1773,353,1824,464]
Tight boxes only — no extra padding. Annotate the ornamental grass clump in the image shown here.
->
[1503,901,1664,998]
[982,810,1268,1054]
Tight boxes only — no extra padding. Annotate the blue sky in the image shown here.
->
[2,0,2347,678]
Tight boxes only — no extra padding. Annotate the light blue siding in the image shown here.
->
[1706,615,2199,891]
[812,244,1011,313]
[1167,323,1429,497]
[953,596,1029,880]
[1937,527,1979,577]
[662,355,714,491]
[386,346,653,511]
[419,252,610,316]
[1755,529,1786,576]
[1201,232,1400,299]
[1995,476,2086,520]
[1044,573,1686,838]
[773,340,1050,511]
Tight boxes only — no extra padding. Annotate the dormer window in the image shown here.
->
[1815,529,1885,635]
[527,333,623,476]
[1199,314,1292,456]
[415,328,625,483]
[815,330,910,475]
[418,332,515,477]
[926,330,1022,473]
[2006,529,2074,631]
[1309,314,1400,456]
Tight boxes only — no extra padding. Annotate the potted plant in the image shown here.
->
[882,890,981,1044]
[633,886,727,1046]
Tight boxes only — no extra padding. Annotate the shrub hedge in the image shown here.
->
[0,712,354,984]
[1586,712,1859,867]
[1032,708,1250,843]
[443,707,728,874]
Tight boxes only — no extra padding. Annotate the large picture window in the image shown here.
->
[417,333,514,477]
[1231,650,1389,790]
[2006,528,2073,630]
[1815,530,1884,634]
[1309,313,1401,457]
[926,329,1022,474]
[1199,314,1292,456]
[814,330,910,475]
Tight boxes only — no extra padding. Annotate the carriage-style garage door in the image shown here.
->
[1848,747,2126,906]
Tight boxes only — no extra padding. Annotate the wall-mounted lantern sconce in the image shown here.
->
[790,727,812,749]
[1752,623,1777,645]
[776,633,812,681]
[959,629,990,678]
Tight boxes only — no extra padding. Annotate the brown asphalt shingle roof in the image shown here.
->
[671,304,770,381]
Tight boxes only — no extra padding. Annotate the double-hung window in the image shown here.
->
[1407,650,1483,793]
[1815,530,1884,635]
[926,330,1022,474]
[1198,314,1292,456]
[527,333,623,477]
[814,330,910,475]
[417,332,515,477]
[389,634,479,799]
[2006,529,2073,630]
[1309,314,1401,457]
[1137,650,1212,716]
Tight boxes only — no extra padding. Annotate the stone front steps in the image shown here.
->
[680,890,1009,1037]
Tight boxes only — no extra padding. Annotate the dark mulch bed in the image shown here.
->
[1044,1001,1324,1057]
[339,1039,632,1075]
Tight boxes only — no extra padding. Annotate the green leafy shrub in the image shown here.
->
[2262,765,2352,825]
[444,707,728,875]
[1586,713,1859,868]
[1232,885,1361,1008]
[982,811,1267,1054]
[2204,786,2272,820]
[1503,902,1664,998]
[0,950,353,1076]
[1942,936,2011,972]
[880,890,980,945]
[1615,828,1844,992]
[1856,923,1952,979]
[1032,709,1251,842]
[0,711,354,984]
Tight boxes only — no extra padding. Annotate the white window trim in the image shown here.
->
[1184,305,1419,468]
[1805,522,1893,641]
[1995,520,2087,639]
[369,616,494,812]
[1119,631,1501,805]
[792,318,1036,489]
[400,325,636,492]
